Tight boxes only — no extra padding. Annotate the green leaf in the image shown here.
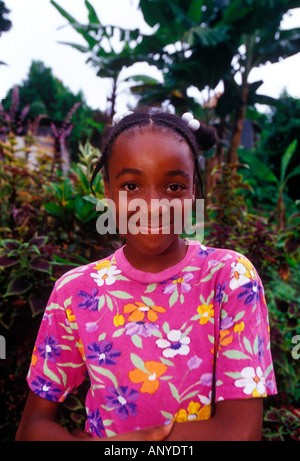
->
[98,295,105,311]
[180,390,199,402]
[56,272,84,290]
[145,283,157,293]
[44,202,65,220]
[160,357,175,367]
[285,163,300,184]
[233,310,245,322]
[162,322,170,335]
[168,382,180,402]
[243,336,253,355]
[224,371,242,379]
[223,350,251,360]
[43,358,61,385]
[84,0,100,24]
[169,288,178,306]
[187,0,204,22]
[90,364,118,388]
[112,328,125,338]
[130,353,149,373]
[161,410,174,420]
[141,296,154,306]
[131,335,142,348]
[281,139,298,184]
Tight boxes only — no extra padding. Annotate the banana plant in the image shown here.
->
[241,139,299,229]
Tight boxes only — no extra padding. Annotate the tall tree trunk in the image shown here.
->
[227,81,249,164]
[108,76,118,119]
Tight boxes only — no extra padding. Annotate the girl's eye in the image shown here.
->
[167,184,183,192]
[123,183,138,192]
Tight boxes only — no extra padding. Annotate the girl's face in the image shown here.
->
[104,126,195,259]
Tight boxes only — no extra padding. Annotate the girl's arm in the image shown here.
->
[15,390,173,441]
[165,398,263,441]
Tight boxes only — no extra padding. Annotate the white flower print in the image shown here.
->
[229,256,256,290]
[90,265,121,287]
[156,329,190,358]
[234,366,266,397]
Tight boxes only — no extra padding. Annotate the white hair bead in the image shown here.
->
[112,111,133,125]
[182,112,194,123]
[182,112,200,131]
[188,119,200,131]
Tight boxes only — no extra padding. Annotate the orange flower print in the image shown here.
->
[77,339,85,360]
[31,346,38,367]
[129,360,168,394]
[218,329,234,350]
[123,301,166,322]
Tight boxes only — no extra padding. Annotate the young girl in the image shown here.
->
[16,107,277,441]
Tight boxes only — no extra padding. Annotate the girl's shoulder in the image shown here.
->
[53,251,117,291]
[190,240,259,282]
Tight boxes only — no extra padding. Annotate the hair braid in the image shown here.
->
[90,107,217,198]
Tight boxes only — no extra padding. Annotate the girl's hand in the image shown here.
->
[73,422,174,441]
[16,391,173,441]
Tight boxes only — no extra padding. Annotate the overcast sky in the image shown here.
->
[1,0,300,113]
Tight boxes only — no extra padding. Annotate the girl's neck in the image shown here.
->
[123,238,188,273]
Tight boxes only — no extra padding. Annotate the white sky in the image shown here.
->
[1,0,300,113]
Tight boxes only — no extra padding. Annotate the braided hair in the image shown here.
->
[90,107,217,198]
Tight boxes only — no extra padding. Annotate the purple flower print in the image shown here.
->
[38,335,61,362]
[238,280,262,306]
[87,408,105,437]
[31,376,61,401]
[162,273,193,295]
[106,386,139,420]
[215,282,227,304]
[86,340,121,366]
[78,288,99,311]
[188,355,202,370]
[200,373,213,386]
[197,245,215,257]
[220,315,234,330]
[125,321,159,338]
[258,335,265,363]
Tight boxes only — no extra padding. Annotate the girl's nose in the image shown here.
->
[149,199,169,216]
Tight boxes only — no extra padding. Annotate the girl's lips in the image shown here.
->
[138,223,174,234]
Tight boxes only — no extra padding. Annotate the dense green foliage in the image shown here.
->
[1,60,102,161]
[0,0,299,442]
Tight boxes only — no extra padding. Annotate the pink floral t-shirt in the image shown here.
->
[27,240,277,437]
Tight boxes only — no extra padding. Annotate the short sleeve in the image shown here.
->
[214,253,277,403]
[27,280,86,402]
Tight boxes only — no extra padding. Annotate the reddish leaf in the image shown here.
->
[29,293,47,316]
[5,276,32,296]
[29,257,51,273]
[28,236,48,248]
[0,255,19,267]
